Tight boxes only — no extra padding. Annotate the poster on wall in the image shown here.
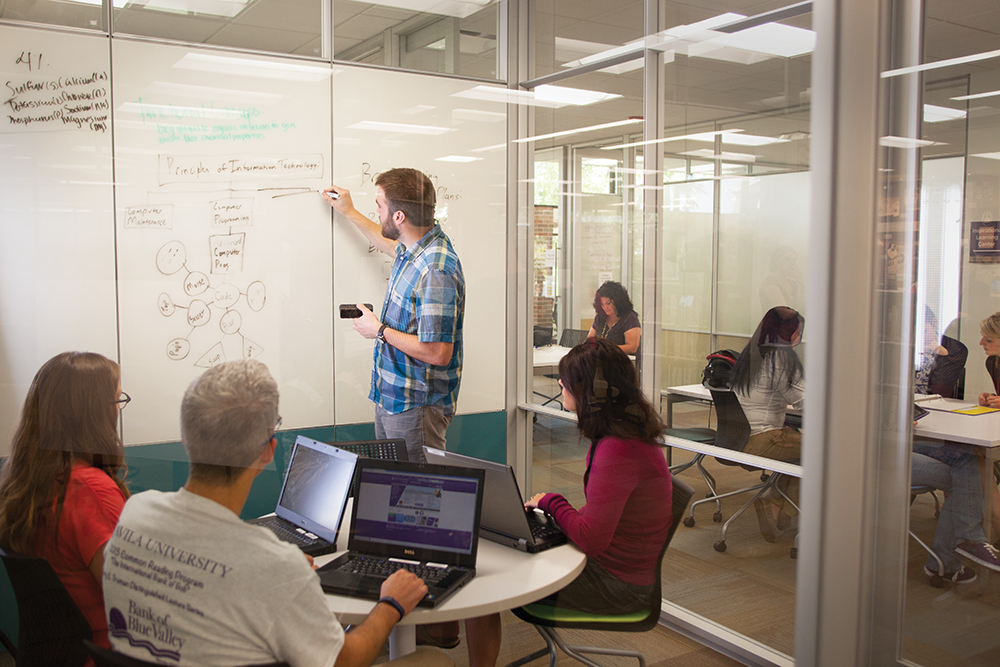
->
[970,216,1000,264]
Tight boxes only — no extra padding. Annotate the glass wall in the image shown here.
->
[524,0,813,661]
[873,1,1000,664]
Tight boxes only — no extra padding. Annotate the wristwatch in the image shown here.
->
[376,323,388,343]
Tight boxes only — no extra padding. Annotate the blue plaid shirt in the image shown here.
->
[371,224,465,415]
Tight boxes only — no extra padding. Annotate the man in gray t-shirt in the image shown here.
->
[102,360,435,667]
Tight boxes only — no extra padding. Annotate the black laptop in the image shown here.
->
[423,447,566,553]
[245,436,357,556]
[318,459,486,608]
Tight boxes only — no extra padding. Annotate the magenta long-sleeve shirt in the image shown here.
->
[537,436,672,586]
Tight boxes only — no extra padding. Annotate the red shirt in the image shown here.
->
[35,461,126,648]
[537,436,672,586]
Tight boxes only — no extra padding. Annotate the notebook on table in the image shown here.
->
[318,459,486,608]
[245,435,357,556]
[423,447,566,553]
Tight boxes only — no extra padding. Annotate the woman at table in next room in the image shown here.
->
[587,280,640,355]
[0,352,131,651]
[974,311,1000,540]
[732,306,804,542]
[465,339,672,667]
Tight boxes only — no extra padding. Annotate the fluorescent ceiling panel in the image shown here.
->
[452,85,619,108]
[952,89,1000,101]
[879,136,937,148]
[173,54,329,82]
[357,0,491,19]
[882,48,1000,79]
[685,131,787,146]
[923,104,966,122]
[128,0,250,18]
[701,23,815,58]
[348,121,451,135]
[535,85,620,106]
[515,119,643,144]
[681,149,757,162]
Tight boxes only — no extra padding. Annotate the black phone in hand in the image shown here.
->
[339,304,373,319]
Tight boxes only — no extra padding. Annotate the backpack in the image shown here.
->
[703,349,738,389]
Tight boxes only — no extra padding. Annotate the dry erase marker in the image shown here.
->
[320,190,340,199]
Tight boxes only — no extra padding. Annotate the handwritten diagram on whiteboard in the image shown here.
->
[113,42,334,444]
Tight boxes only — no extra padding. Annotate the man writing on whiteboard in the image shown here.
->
[322,168,465,464]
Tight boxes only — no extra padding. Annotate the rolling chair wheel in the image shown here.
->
[682,516,695,528]
[929,575,944,588]
[790,547,797,559]
[760,472,768,482]
[712,511,723,523]
[714,540,727,552]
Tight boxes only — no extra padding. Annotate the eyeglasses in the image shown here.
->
[259,416,282,447]
[114,392,131,408]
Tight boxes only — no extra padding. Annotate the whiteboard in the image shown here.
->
[112,42,334,444]
[331,66,507,423]
[0,26,118,456]
[0,29,508,451]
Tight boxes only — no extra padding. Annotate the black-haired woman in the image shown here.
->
[587,280,640,355]
[732,306,805,541]
[466,339,671,667]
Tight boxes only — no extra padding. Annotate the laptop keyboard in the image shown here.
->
[334,556,449,585]
[335,442,402,460]
[253,516,324,547]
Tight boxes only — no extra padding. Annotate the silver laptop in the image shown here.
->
[423,447,566,553]
[246,436,357,556]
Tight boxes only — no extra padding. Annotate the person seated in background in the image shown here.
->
[974,312,1000,542]
[0,352,131,650]
[916,312,968,399]
[102,359,436,667]
[464,339,671,667]
[587,280,641,355]
[732,306,805,542]
[912,435,1000,583]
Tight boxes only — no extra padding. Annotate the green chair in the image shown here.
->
[503,478,694,667]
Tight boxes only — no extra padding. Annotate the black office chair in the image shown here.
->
[0,545,92,667]
[502,479,694,667]
[85,640,291,667]
[679,391,765,528]
[703,390,799,556]
[535,329,590,408]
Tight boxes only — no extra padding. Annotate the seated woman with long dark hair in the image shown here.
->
[732,306,804,541]
[0,352,131,649]
[465,339,671,667]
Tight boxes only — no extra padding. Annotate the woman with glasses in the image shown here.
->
[0,352,130,650]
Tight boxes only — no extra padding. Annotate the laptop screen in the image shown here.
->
[353,466,481,555]
[275,436,358,542]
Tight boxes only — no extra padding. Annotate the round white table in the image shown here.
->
[316,524,586,658]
